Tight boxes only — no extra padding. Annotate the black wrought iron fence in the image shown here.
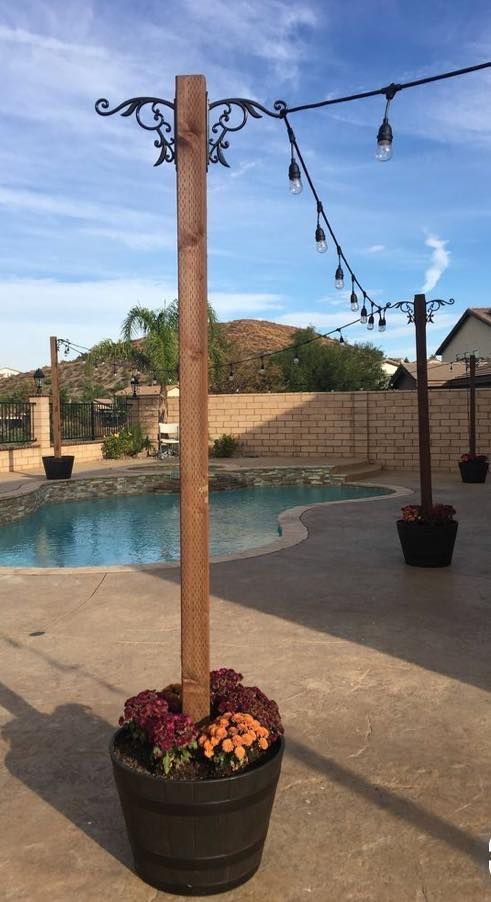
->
[51,399,133,442]
[0,401,35,444]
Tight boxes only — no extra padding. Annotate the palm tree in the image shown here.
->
[88,300,227,421]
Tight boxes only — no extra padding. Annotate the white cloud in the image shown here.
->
[366,244,385,254]
[421,234,450,293]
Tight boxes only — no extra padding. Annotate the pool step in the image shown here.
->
[329,460,383,482]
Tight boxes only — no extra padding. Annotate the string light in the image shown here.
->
[350,275,359,312]
[228,364,234,381]
[367,303,375,331]
[335,248,344,289]
[315,201,327,253]
[287,124,302,194]
[360,294,368,324]
[293,350,300,365]
[375,85,397,161]
[338,330,345,344]
[378,310,386,332]
[259,355,266,375]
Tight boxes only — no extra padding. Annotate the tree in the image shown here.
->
[277,328,388,392]
[88,300,227,421]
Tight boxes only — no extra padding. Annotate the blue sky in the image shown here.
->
[1,0,490,371]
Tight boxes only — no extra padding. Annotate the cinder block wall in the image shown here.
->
[167,389,491,471]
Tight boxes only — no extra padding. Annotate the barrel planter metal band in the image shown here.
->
[110,729,284,896]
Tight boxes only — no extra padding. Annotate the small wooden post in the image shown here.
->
[176,75,210,722]
[469,353,477,455]
[414,294,433,518]
[50,336,62,458]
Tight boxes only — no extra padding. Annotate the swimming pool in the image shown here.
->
[0,483,392,568]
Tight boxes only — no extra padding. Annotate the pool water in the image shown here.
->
[0,484,392,568]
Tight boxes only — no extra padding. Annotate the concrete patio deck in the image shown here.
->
[0,470,490,901]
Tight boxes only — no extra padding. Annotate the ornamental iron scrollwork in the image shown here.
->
[208,98,287,167]
[95,97,176,166]
[386,297,454,323]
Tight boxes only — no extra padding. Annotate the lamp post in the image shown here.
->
[387,294,454,518]
[33,368,45,395]
[130,373,140,398]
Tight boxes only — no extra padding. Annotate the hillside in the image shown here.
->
[0,319,315,400]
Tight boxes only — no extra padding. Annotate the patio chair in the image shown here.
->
[158,422,180,458]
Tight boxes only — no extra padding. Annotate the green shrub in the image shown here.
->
[211,433,240,458]
[102,425,151,459]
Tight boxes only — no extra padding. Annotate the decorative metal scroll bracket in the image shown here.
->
[386,297,455,324]
[95,95,288,168]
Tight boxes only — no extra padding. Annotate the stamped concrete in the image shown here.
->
[0,470,490,901]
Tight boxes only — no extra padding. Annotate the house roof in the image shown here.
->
[389,359,467,388]
[435,308,491,355]
[446,362,491,387]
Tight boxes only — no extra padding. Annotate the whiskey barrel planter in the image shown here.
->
[42,455,74,480]
[110,729,284,896]
[458,459,489,483]
[397,520,458,568]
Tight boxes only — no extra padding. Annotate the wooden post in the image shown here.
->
[176,75,210,722]
[50,336,62,458]
[469,353,476,455]
[414,294,433,518]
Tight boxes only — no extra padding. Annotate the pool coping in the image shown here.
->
[0,482,413,574]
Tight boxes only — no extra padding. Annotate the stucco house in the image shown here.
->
[435,307,491,362]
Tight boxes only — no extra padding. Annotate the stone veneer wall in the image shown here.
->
[0,466,338,525]
[168,389,491,472]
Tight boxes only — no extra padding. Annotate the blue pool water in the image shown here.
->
[0,484,392,568]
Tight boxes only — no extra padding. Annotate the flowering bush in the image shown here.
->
[102,425,151,459]
[119,689,198,775]
[460,452,488,462]
[400,503,456,525]
[117,669,283,779]
[198,712,270,775]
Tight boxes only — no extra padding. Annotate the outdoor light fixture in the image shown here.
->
[293,350,300,365]
[33,368,45,395]
[288,156,302,194]
[378,310,387,332]
[130,373,140,397]
[335,248,344,289]
[375,84,397,161]
[259,356,266,375]
[360,294,368,324]
[350,276,359,312]
[315,201,327,252]
[338,330,345,344]
[367,305,375,330]
[228,365,234,381]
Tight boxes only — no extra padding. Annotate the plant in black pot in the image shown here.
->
[458,452,489,484]
[110,668,284,896]
[397,503,458,568]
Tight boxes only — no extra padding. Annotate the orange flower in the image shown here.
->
[234,745,246,761]
[222,738,233,753]
[241,732,254,747]
[215,726,227,740]
[258,737,269,750]
[232,735,244,747]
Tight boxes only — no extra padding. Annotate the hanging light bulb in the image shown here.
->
[338,330,345,344]
[350,276,359,312]
[259,356,266,375]
[367,305,375,330]
[335,249,344,289]
[228,364,234,382]
[360,293,368,324]
[315,224,327,253]
[378,310,386,332]
[288,157,303,194]
[376,87,396,162]
[293,350,300,365]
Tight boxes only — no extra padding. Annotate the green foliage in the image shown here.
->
[277,328,388,392]
[102,425,151,459]
[211,433,240,457]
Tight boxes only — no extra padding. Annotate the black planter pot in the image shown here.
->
[42,455,74,480]
[458,459,489,484]
[110,729,284,896]
[397,519,458,568]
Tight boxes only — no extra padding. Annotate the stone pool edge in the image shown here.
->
[0,482,413,574]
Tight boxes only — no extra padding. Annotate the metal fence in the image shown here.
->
[55,399,133,442]
[0,401,35,444]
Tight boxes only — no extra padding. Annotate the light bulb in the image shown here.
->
[293,352,300,365]
[376,118,393,161]
[367,313,375,330]
[228,366,234,381]
[315,224,327,253]
[339,332,345,344]
[335,264,344,290]
[350,290,359,312]
[259,356,265,375]
[288,159,303,194]
[378,314,386,332]
[360,306,367,324]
